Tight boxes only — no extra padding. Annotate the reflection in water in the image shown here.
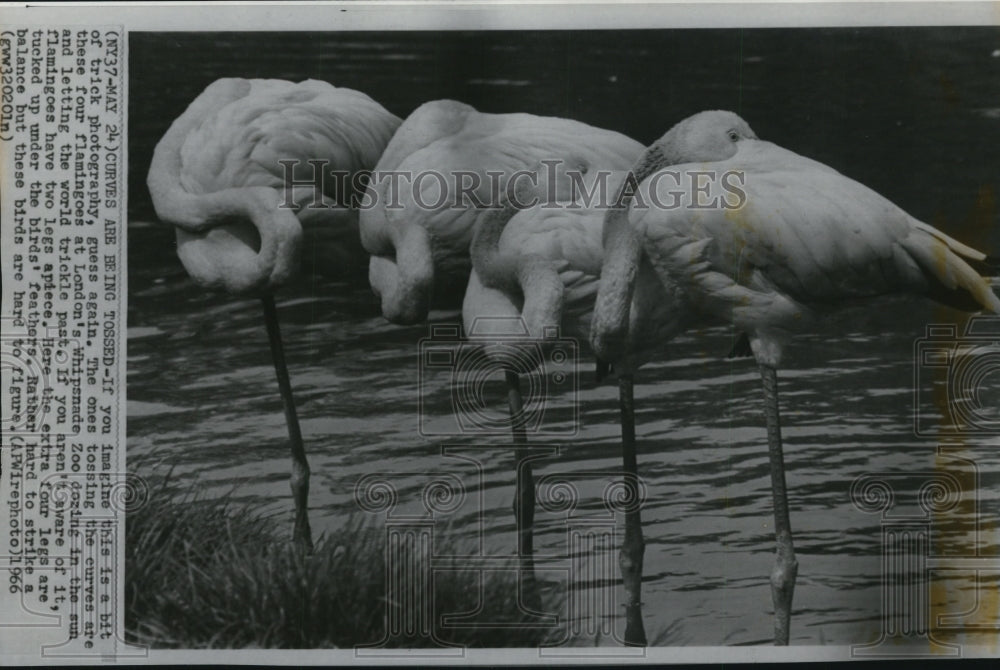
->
[128,224,1000,644]
[128,29,1000,646]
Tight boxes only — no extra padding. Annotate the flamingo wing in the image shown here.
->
[377,110,642,255]
[150,77,400,294]
[633,141,1000,335]
[179,79,399,204]
[361,99,643,323]
[502,206,605,335]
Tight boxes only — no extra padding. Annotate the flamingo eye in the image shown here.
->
[728,130,740,142]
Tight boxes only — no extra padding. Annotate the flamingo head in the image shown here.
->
[648,110,758,169]
[590,111,759,375]
[366,227,435,325]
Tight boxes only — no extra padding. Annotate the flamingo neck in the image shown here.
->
[172,187,304,294]
[470,202,519,289]
[591,205,642,359]
[470,201,565,339]
[370,223,434,324]
[592,140,673,359]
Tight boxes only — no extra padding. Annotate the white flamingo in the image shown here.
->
[146,77,400,549]
[591,109,1000,644]
[359,99,642,594]
[464,171,688,638]
[360,99,644,325]
[360,103,642,612]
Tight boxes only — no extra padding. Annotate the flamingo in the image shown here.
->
[591,109,1000,644]
[464,170,689,638]
[360,99,644,600]
[360,99,644,325]
[146,77,400,550]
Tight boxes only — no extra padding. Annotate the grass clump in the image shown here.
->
[125,472,566,649]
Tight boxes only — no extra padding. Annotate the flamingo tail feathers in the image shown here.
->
[901,225,1000,314]
[911,220,986,261]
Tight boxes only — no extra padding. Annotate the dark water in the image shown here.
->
[128,29,1000,646]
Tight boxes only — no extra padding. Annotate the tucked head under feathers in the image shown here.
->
[651,110,759,166]
[619,111,759,192]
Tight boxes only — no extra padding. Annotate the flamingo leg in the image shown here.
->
[262,294,313,552]
[618,372,647,646]
[759,364,798,645]
[505,370,539,611]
